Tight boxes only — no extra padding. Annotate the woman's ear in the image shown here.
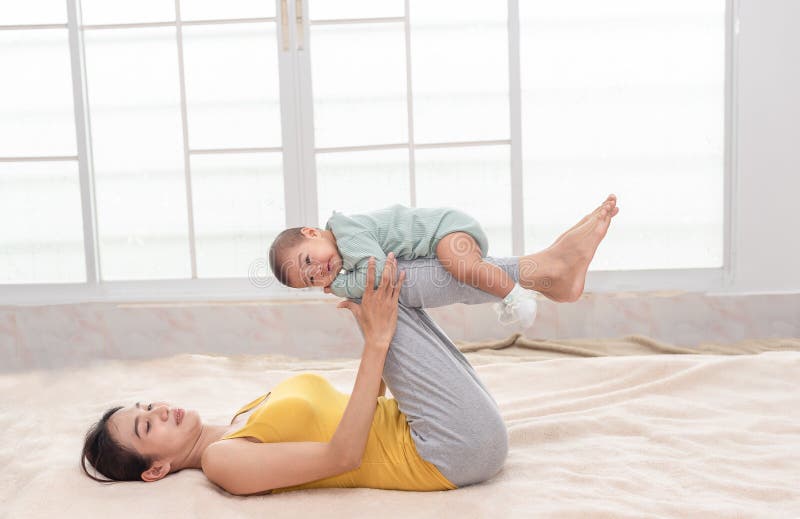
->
[141,462,171,482]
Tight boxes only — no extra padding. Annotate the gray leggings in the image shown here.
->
[378,256,520,488]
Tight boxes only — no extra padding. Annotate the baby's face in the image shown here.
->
[285,233,343,289]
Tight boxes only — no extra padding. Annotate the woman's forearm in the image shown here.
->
[330,252,402,467]
[328,342,387,468]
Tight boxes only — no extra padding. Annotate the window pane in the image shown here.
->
[0,29,76,157]
[182,23,282,150]
[80,0,174,25]
[0,0,66,25]
[415,146,511,257]
[524,158,723,271]
[520,0,725,270]
[84,28,190,280]
[316,149,410,225]
[411,1,508,144]
[0,161,85,283]
[179,0,275,21]
[309,0,403,20]
[310,23,407,148]
[191,153,285,278]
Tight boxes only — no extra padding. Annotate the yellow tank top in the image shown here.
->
[220,373,456,493]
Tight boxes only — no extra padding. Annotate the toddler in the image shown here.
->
[268,204,538,327]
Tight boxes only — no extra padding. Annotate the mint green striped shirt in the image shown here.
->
[325,204,489,299]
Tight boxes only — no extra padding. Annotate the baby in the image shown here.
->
[268,204,538,327]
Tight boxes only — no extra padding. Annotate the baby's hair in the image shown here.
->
[269,227,310,286]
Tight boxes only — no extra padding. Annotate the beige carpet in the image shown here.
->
[456,333,800,358]
[1,335,799,518]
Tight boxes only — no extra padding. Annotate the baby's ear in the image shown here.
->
[300,227,319,239]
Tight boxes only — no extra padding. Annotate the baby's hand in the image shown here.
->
[323,285,332,294]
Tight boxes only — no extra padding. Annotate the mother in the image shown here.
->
[81,195,618,495]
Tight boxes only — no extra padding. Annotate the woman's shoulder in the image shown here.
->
[202,435,262,476]
[201,439,274,496]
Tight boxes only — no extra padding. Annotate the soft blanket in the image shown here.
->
[1,335,798,518]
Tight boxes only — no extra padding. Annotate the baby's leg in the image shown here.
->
[435,232,514,299]
[401,194,619,308]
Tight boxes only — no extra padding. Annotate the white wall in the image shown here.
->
[728,0,800,294]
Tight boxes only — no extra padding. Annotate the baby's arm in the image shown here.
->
[330,256,388,299]
[328,232,388,299]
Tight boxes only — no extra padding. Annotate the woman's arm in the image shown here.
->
[328,252,403,464]
[203,254,404,496]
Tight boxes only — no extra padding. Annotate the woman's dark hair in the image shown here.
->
[81,406,154,483]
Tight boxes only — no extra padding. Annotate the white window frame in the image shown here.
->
[0,0,737,305]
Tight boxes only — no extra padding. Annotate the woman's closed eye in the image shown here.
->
[147,403,152,433]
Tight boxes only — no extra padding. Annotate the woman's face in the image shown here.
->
[107,401,201,474]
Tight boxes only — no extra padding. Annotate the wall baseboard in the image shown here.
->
[1,291,798,373]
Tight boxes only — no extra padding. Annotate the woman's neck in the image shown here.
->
[173,424,233,471]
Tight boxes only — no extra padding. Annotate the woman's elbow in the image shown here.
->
[347,455,363,472]
[341,451,362,472]
[325,441,360,473]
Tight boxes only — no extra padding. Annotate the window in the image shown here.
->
[0,6,85,284]
[0,0,728,302]
[520,1,725,271]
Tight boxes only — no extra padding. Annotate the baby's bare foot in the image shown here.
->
[519,195,618,302]
[555,198,617,301]
[551,194,617,248]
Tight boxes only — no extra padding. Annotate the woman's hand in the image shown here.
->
[337,252,405,350]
